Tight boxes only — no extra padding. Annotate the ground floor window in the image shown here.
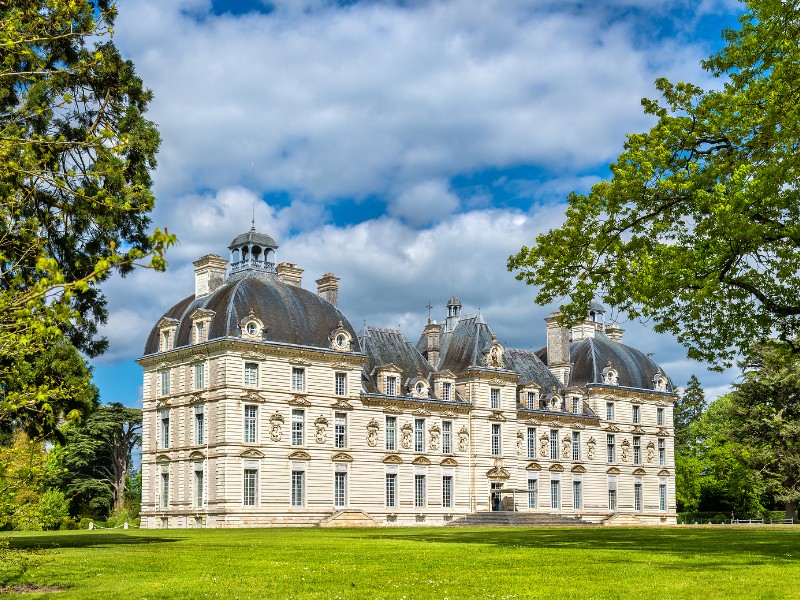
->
[527,478,538,509]
[160,473,169,508]
[573,480,582,510]
[634,481,643,512]
[385,473,397,508]
[291,471,304,507]
[550,479,560,509]
[414,474,426,508]
[659,482,667,511]
[442,476,453,509]
[334,472,347,507]
[243,469,258,506]
[194,468,204,508]
[608,475,617,512]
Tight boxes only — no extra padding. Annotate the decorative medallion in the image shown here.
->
[549,463,564,472]
[606,467,621,475]
[633,468,647,476]
[539,432,550,458]
[483,336,506,370]
[602,361,619,385]
[428,423,441,451]
[366,418,380,447]
[242,390,265,403]
[571,465,586,473]
[486,466,510,480]
[489,411,506,422]
[314,416,328,444]
[401,422,413,449]
[331,361,351,371]
[653,371,668,392]
[516,430,524,456]
[525,418,542,426]
[269,412,284,442]
[657,428,669,437]
[646,441,656,463]
[383,405,403,415]
[586,436,597,460]
[605,424,621,433]
[561,436,571,459]
[551,419,563,428]
[288,394,311,406]
[441,410,457,418]
[457,425,469,452]
[329,322,353,352]
[631,425,646,435]
[289,357,312,366]
[525,462,542,471]
[412,407,431,417]
[621,439,631,462]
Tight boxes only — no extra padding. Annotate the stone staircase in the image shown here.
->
[446,511,597,527]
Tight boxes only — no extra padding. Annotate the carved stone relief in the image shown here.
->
[366,418,380,447]
[621,439,630,462]
[539,433,550,458]
[457,425,469,452]
[401,422,413,450]
[587,436,596,460]
[428,423,441,451]
[516,430,524,456]
[561,436,570,459]
[314,416,328,444]
[646,441,656,463]
[269,412,284,442]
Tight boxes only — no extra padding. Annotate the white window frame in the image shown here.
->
[490,388,500,409]
[632,404,641,424]
[244,405,258,444]
[291,470,304,507]
[606,402,615,422]
[194,405,204,446]
[571,431,580,461]
[291,409,304,446]
[385,416,397,451]
[334,471,347,507]
[550,478,561,509]
[160,472,169,508]
[195,321,205,344]
[414,473,427,508]
[527,427,537,459]
[572,396,580,414]
[633,436,641,465]
[385,473,397,508]
[243,468,258,506]
[658,438,666,466]
[442,475,454,509]
[573,478,582,510]
[160,410,170,449]
[386,375,398,396]
[193,362,205,391]
[527,391,537,410]
[243,362,259,388]
[607,434,616,463]
[659,481,668,511]
[160,370,170,397]
[657,407,665,427]
[442,381,453,402]
[527,476,538,509]
[194,466,204,508]
[442,421,453,454]
[335,372,347,396]
[491,423,501,456]
[608,475,618,511]
[334,412,347,449]
[291,367,306,392]
[550,429,558,460]
[634,479,643,512]
[414,418,425,452]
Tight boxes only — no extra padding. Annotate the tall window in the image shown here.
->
[491,424,502,456]
[573,479,582,510]
[571,431,580,461]
[386,375,398,396]
[291,409,304,446]
[442,421,453,454]
[194,467,204,507]
[550,479,560,509]
[632,405,641,424]
[291,471,304,507]
[160,370,170,396]
[658,438,666,466]
[160,410,170,449]
[491,388,500,409]
[195,321,205,344]
[633,436,641,465]
[442,475,453,508]
[385,473,397,507]
[442,382,453,402]
[385,416,397,451]
[414,474,426,507]
[160,472,169,508]
[335,372,347,396]
[243,468,258,506]
[414,419,425,452]
[572,396,580,414]
[607,434,616,463]
[659,482,667,511]
[244,405,257,443]
[634,481,643,512]
[527,391,537,410]
[657,407,665,426]
[550,429,558,460]
[334,413,347,448]
[244,362,258,387]
[193,363,205,390]
[527,427,537,458]
[606,402,615,421]
[527,477,538,509]
[291,367,305,392]
[194,406,204,445]
[608,476,617,511]
[334,472,347,507]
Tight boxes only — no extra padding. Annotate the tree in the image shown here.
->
[674,375,705,450]
[508,0,800,366]
[1,0,175,431]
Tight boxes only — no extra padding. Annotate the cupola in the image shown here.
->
[228,226,279,278]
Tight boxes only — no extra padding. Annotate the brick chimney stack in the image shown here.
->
[316,273,340,307]
[545,312,572,386]
[277,262,304,287]
[193,255,228,298]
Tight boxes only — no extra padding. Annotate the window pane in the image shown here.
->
[491,388,500,409]
[385,416,396,451]
[442,382,452,402]
[442,475,453,508]
[292,367,305,392]
[550,430,558,460]
[491,423,501,456]
[244,405,257,443]
[573,480,582,510]
[335,372,347,396]
[244,362,258,387]
[335,413,347,448]
[291,471,304,506]
[527,427,536,459]
[243,469,257,506]
[527,478,538,509]
[442,421,452,454]
[550,480,560,509]
[334,472,347,507]
[414,474,426,507]
[572,432,580,461]
[385,473,397,507]
[194,469,204,507]
[292,409,304,446]
[414,419,425,452]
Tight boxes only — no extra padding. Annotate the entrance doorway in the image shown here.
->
[490,482,503,512]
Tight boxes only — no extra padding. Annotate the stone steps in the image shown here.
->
[446,511,597,527]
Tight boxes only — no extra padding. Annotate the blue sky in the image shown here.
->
[92,0,745,407]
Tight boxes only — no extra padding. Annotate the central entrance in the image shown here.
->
[490,482,503,512]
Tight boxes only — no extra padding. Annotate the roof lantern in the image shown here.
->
[228,225,278,277]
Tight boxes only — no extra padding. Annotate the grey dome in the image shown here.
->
[569,335,672,392]
[143,276,359,355]
[229,227,278,250]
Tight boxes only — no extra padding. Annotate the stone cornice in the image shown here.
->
[360,394,471,414]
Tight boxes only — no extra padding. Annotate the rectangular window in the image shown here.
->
[442,421,453,454]
[160,370,170,396]
[572,431,580,461]
[194,468,204,507]
[573,480,582,510]
[194,406,204,446]
[291,471,304,507]
[195,321,205,343]
[632,405,641,424]
[385,416,397,451]
[335,372,347,396]
[193,363,205,390]
[658,438,666,466]
[414,474,426,508]
[442,382,453,402]
[527,477,538,509]
[633,436,641,465]
[634,481,643,512]
[414,419,425,452]
[244,362,258,387]
[243,468,257,506]
[608,476,617,511]
[659,482,667,511]
[606,402,615,421]
[334,413,347,449]
[160,410,170,449]
[550,479,560,509]
[244,405,257,443]
[491,423,501,456]
[291,409,304,446]
[607,434,616,463]
[160,472,169,508]
[550,429,558,460]
[572,396,581,414]
[442,475,454,509]
[291,367,306,392]
[657,407,665,426]
[386,375,397,396]
[527,391,537,410]
[490,388,500,409]
[385,473,397,507]
[334,472,347,507]
[527,427,537,458]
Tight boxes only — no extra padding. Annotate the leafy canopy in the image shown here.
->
[508,0,800,366]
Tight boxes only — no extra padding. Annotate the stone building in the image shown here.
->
[138,228,676,528]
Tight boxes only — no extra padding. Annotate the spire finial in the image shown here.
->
[426,302,433,324]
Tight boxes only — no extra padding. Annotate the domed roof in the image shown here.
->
[589,300,606,313]
[143,275,359,355]
[229,226,278,249]
[447,295,462,307]
[569,335,672,392]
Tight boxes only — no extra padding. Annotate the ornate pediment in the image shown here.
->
[440,410,457,418]
[155,454,170,463]
[489,411,506,422]
[187,393,205,405]
[288,394,311,406]
[549,463,564,472]
[631,425,646,435]
[606,467,621,475]
[241,449,265,459]
[331,361,351,371]
[571,465,586,473]
[156,398,171,409]
[412,456,431,465]
[440,457,458,466]
[633,468,647,476]
[333,398,353,410]
[383,405,403,415]
[190,354,206,364]
[189,451,205,460]
[331,452,353,462]
[242,351,267,361]
[288,451,311,461]
[242,390,265,403]
[412,407,431,417]
[570,421,586,430]
[486,466,510,480]
[525,462,542,471]
[605,424,621,432]
[658,469,671,477]
[487,378,504,386]
[189,308,215,320]
[525,418,542,426]
[289,357,312,366]
[157,317,179,329]
[550,419,564,428]
[657,428,670,437]
[383,454,403,464]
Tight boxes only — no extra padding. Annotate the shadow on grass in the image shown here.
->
[6,532,185,550]
[369,527,800,562]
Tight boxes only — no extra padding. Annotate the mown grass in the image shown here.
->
[1,526,799,599]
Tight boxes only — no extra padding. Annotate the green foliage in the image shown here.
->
[675,375,705,450]
[508,0,800,366]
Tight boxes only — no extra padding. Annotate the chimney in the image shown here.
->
[316,273,340,307]
[605,324,624,343]
[421,321,442,368]
[277,262,304,287]
[545,312,572,386]
[571,320,597,341]
[193,255,227,298]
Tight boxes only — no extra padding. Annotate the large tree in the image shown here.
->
[675,375,705,451]
[508,0,800,366]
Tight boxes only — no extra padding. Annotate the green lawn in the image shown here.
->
[1,526,799,599]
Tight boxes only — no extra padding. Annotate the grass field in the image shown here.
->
[1,526,799,599]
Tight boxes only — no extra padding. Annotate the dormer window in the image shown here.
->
[329,323,352,352]
[386,375,398,396]
[196,322,206,343]
[189,308,215,345]
[442,381,453,402]
[240,311,264,341]
[157,317,179,352]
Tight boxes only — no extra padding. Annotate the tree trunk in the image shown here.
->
[786,500,796,521]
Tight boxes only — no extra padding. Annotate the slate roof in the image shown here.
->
[142,272,359,356]
[436,315,494,374]
[229,227,278,249]
[503,348,563,391]
[359,326,434,395]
